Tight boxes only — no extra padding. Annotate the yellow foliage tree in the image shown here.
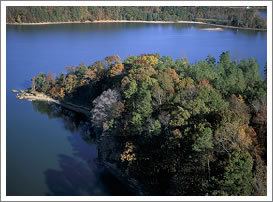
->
[120,142,136,162]
[135,54,159,67]
[109,63,124,77]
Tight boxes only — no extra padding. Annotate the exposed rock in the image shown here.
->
[11,89,19,93]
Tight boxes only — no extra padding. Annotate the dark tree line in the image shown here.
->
[7,6,266,29]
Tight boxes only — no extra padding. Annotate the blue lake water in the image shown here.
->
[6,23,267,196]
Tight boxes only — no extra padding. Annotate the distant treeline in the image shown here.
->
[7,6,266,29]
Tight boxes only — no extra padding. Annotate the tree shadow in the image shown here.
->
[44,154,105,196]
[44,153,134,196]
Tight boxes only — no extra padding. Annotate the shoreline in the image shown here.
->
[15,90,91,117]
[7,20,267,31]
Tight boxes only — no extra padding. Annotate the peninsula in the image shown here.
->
[16,53,267,196]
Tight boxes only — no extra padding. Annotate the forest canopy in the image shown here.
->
[29,53,267,196]
[7,6,267,29]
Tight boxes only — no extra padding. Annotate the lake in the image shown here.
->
[6,23,267,196]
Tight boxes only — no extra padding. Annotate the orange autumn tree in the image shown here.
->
[109,63,125,77]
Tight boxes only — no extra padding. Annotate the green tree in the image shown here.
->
[187,85,228,114]
[32,73,53,93]
[147,119,161,136]
[220,150,254,195]
[123,78,138,99]
[190,60,218,82]
[192,123,213,152]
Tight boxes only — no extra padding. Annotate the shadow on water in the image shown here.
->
[44,154,134,196]
[31,101,134,196]
[44,154,100,196]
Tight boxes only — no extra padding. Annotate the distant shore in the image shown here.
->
[7,20,267,31]
[7,20,206,25]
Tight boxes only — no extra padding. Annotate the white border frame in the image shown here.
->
[1,1,272,201]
